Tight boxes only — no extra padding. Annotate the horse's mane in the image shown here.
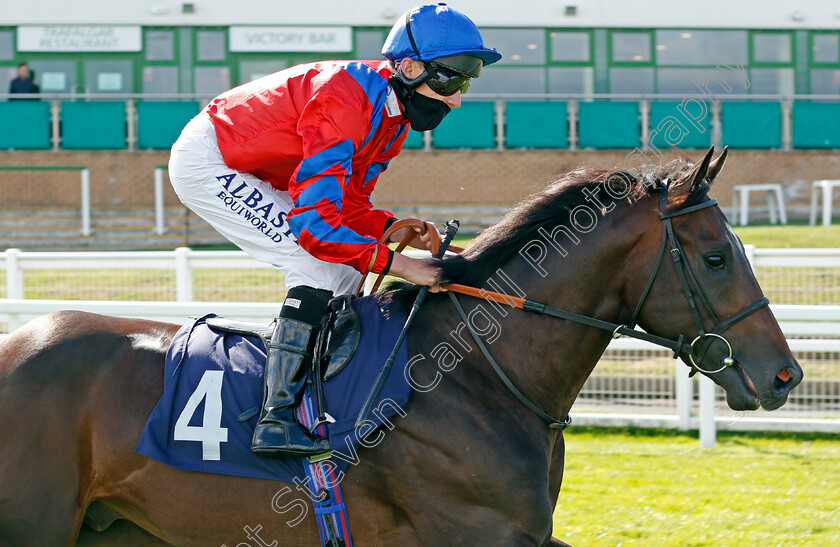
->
[376,158,709,310]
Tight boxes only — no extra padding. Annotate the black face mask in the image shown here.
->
[390,75,451,132]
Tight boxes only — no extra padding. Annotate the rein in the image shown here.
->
[369,183,769,430]
[444,183,768,371]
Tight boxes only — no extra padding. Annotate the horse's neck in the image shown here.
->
[448,207,644,426]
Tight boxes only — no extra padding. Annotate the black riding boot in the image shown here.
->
[251,287,332,458]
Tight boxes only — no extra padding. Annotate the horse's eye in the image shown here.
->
[705,255,725,269]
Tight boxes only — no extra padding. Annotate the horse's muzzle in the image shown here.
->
[766,362,803,409]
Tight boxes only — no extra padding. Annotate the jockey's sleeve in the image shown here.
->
[287,92,392,275]
[340,164,395,239]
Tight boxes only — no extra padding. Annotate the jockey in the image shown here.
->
[168,3,501,458]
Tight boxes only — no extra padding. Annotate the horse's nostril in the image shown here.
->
[777,368,792,383]
[773,367,794,396]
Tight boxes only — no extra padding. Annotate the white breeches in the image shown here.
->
[168,113,361,295]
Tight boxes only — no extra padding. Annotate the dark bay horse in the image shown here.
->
[0,148,802,546]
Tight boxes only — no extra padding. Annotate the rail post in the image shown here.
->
[5,248,23,300]
[80,168,91,236]
[174,247,193,302]
[5,248,23,330]
[699,375,717,448]
[154,166,167,235]
[567,100,578,151]
[675,364,692,430]
[495,99,505,151]
[50,100,61,151]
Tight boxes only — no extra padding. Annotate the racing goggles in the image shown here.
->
[423,55,483,97]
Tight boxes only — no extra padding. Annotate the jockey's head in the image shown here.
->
[382,3,501,129]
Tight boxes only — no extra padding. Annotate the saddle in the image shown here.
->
[205,293,361,383]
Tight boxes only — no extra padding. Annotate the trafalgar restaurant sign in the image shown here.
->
[18,26,142,52]
[229,26,352,52]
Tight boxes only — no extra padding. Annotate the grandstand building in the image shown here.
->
[1,1,839,248]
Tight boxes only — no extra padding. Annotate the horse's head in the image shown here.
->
[624,147,803,411]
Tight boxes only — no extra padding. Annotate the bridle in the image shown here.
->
[622,180,770,374]
[366,181,770,429]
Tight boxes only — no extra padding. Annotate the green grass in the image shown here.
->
[732,221,840,248]
[553,427,840,546]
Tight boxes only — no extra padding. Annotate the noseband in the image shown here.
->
[445,180,769,429]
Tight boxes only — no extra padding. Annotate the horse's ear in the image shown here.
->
[706,145,728,185]
[678,146,715,193]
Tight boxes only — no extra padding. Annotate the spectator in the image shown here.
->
[9,62,39,99]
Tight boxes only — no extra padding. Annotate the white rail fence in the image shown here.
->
[1,247,838,445]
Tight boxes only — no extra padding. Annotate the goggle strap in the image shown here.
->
[405,11,423,60]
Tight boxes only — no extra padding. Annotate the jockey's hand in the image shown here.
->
[388,223,436,251]
[388,253,445,293]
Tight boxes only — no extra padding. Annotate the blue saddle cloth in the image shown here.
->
[136,295,411,482]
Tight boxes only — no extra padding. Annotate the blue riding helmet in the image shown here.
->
[382,3,502,66]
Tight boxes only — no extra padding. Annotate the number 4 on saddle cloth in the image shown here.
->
[135,295,412,485]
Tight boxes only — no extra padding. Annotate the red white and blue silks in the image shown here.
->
[208,60,409,275]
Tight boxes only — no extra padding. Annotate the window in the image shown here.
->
[470,66,545,94]
[548,67,594,94]
[612,32,651,63]
[810,69,840,94]
[812,34,839,64]
[0,31,13,61]
[29,60,76,93]
[238,60,289,84]
[657,67,748,95]
[143,66,178,94]
[197,31,226,61]
[656,30,747,66]
[480,29,544,65]
[194,66,230,96]
[146,31,175,61]
[354,30,385,60]
[610,67,654,94]
[85,60,133,94]
[550,32,589,62]
[753,33,791,64]
[2,65,16,85]
[749,68,793,94]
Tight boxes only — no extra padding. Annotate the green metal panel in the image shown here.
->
[721,102,782,149]
[0,101,51,150]
[505,101,568,148]
[649,101,711,149]
[432,102,496,149]
[401,127,424,149]
[577,101,639,149]
[792,102,840,149]
[61,102,126,150]
[137,101,201,149]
